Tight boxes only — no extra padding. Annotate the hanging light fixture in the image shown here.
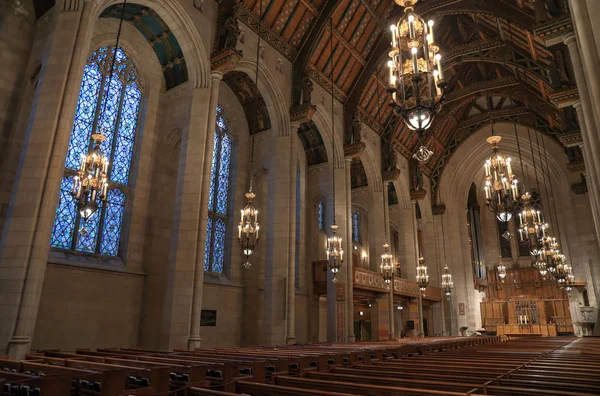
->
[380,187,394,288]
[483,135,520,222]
[441,264,454,299]
[497,264,507,283]
[517,191,548,245]
[439,206,453,299]
[381,244,394,288]
[326,17,343,282]
[416,256,429,292]
[388,0,445,136]
[237,0,264,268]
[72,0,129,223]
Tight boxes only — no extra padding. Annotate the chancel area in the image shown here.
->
[1,0,600,394]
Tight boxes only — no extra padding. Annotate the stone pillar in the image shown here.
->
[286,123,299,345]
[0,3,96,359]
[382,182,395,339]
[573,101,600,242]
[563,31,600,238]
[188,70,223,349]
[345,158,355,342]
[265,128,294,345]
[368,187,386,272]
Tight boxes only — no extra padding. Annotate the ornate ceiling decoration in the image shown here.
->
[101,3,188,90]
[223,71,271,135]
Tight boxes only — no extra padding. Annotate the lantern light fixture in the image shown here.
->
[483,136,520,222]
[387,0,446,138]
[416,256,429,292]
[441,264,454,299]
[497,264,507,283]
[381,243,394,288]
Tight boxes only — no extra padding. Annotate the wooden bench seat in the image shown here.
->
[274,375,481,395]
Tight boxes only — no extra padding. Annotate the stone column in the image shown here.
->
[368,186,386,272]
[345,158,355,342]
[188,70,223,349]
[411,201,425,337]
[264,129,294,345]
[286,123,299,345]
[573,101,600,242]
[0,3,96,359]
[383,182,395,339]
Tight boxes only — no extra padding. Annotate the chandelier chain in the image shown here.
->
[541,132,562,242]
[249,0,263,192]
[514,120,525,191]
[100,0,128,130]
[330,17,336,225]
[535,129,552,227]
[527,127,540,190]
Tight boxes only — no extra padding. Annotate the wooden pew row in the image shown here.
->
[273,375,482,395]
[0,370,72,395]
[97,348,264,383]
[29,351,212,391]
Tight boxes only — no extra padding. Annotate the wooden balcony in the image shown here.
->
[353,268,442,302]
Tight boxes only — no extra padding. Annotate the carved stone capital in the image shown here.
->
[432,204,446,215]
[290,103,316,124]
[382,168,401,183]
[344,141,366,159]
[210,49,242,74]
[410,189,427,201]
[571,179,588,195]
[567,161,585,174]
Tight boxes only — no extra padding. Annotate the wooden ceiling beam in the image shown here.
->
[292,0,343,105]
[357,0,386,30]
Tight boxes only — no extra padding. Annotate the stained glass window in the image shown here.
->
[352,209,360,243]
[204,105,233,273]
[317,200,324,231]
[50,46,142,256]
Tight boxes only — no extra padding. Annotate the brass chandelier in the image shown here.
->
[483,135,520,222]
[497,263,507,283]
[388,0,445,161]
[416,256,429,292]
[381,243,394,288]
[441,264,454,299]
[72,0,129,222]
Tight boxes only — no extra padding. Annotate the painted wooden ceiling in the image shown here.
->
[239,0,572,190]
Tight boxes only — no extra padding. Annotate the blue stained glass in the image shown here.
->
[353,209,360,243]
[212,218,226,273]
[216,134,232,215]
[50,177,77,249]
[100,189,126,256]
[207,131,219,212]
[51,46,142,258]
[318,201,324,230]
[65,64,102,170]
[111,83,141,185]
[97,73,123,159]
[75,197,103,253]
[204,217,213,271]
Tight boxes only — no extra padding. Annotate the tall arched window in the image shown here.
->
[352,209,361,243]
[204,105,233,273]
[50,46,142,256]
[317,200,325,231]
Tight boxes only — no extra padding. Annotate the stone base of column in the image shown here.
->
[8,336,31,360]
[347,335,356,343]
[286,336,296,345]
[187,336,202,350]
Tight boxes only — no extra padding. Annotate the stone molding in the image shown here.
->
[290,104,316,124]
[343,141,366,159]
